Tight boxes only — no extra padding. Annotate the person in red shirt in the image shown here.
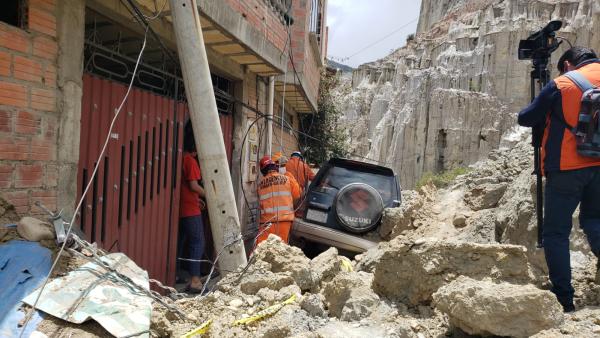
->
[179,129,206,294]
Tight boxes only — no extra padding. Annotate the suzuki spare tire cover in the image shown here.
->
[334,183,384,234]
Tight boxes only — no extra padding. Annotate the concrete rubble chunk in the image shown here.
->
[321,271,380,321]
[252,235,314,291]
[433,276,564,337]
[17,217,55,242]
[370,238,534,305]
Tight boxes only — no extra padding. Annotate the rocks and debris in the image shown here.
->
[369,237,534,305]
[17,217,55,242]
[433,276,564,337]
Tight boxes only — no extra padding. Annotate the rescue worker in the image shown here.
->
[272,152,300,203]
[518,46,600,312]
[285,151,315,191]
[257,155,301,244]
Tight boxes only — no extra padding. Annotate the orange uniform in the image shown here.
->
[257,171,301,243]
[285,156,315,190]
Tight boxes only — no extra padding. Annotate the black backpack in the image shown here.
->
[564,69,600,158]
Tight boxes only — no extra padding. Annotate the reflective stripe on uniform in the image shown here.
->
[262,206,293,214]
[259,191,292,200]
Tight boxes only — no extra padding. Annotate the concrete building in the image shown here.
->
[0,0,327,284]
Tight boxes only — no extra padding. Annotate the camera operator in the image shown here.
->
[518,46,600,312]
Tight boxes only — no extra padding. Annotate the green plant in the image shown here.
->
[299,70,349,165]
[416,167,470,189]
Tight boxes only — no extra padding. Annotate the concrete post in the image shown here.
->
[266,76,275,155]
[169,0,247,272]
[56,0,85,217]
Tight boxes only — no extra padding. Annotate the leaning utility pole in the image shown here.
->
[266,76,275,155]
[169,0,247,272]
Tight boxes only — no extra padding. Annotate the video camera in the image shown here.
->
[518,20,563,61]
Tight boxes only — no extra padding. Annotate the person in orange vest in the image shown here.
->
[518,46,600,312]
[256,155,301,244]
[272,152,300,198]
[285,151,315,191]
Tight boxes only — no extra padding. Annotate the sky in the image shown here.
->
[326,0,422,68]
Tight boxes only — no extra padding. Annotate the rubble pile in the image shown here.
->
[5,133,600,337]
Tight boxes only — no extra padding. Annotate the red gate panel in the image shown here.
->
[78,74,234,285]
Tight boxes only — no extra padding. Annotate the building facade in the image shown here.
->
[0,0,327,284]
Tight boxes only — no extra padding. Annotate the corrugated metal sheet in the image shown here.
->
[78,74,234,285]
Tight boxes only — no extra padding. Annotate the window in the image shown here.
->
[0,0,27,28]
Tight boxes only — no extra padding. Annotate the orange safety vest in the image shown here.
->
[258,171,300,223]
[543,62,600,171]
[285,156,315,190]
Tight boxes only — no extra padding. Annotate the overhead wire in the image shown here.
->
[328,17,419,63]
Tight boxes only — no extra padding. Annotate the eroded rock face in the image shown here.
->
[336,0,600,188]
[433,276,564,337]
[369,237,534,305]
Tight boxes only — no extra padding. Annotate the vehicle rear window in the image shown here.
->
[316,166,396,205]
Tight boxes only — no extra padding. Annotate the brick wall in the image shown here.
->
[0,0,59,216]
[223,0,288,52]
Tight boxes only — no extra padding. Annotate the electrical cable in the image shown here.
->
[18,26,150,337]
[329,17,419,63]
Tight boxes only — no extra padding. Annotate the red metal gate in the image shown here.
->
[78,73,233,285]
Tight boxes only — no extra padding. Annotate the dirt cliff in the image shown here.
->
[335,0,600,188]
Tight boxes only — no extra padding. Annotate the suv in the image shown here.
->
[290,158,401,254]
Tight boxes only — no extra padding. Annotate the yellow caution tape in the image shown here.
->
[232,294,297,326]
[180,319,212,338]
[340,257,353,272]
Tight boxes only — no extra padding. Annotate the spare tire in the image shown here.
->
[334,183,384,234]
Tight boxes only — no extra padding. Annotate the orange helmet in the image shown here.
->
[272,152,283,164]
[259,156,274,170]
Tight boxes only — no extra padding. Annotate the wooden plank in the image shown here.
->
[230,54,262,65]
[212,43,246,54]
[203,30,231,44]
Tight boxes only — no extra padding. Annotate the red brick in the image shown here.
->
[45,164,57,187]
[2,191,29,214]
[0,82,28,108]
[31,88,56,111]
[0,135,29,160]
[30,0,56,13]
[15,111,41,134]
[0,164,13,188]
[0,110,11,132]
[31,190,57,212]
[32,36,57,61]
[13,56,43,83]
[15,163,43,188]
[43,64,56,88]
[30,137,55,161]
[0,24,31,53]
[0,51,10,77]
[28,7,57,37]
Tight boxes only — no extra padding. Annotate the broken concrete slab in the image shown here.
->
[369,238,534,305]
[433,276,564,337]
